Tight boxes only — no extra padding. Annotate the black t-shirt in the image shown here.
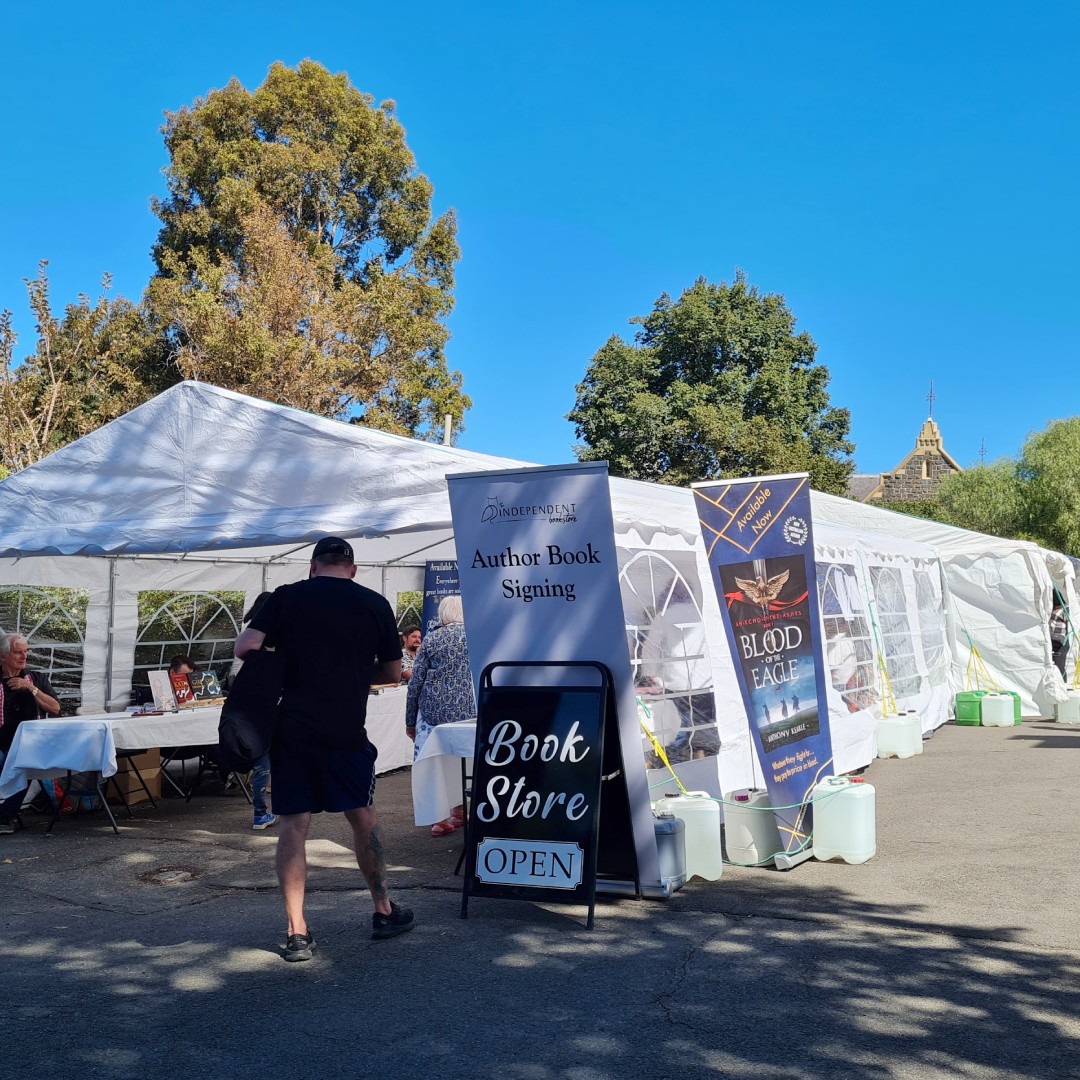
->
[0,669,56,755]
[251,576,402,750]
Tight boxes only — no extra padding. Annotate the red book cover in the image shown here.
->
[169,672,194,705]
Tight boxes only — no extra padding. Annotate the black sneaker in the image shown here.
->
[0,818,14,836]
[284,932,315,962]
[371,901,415,940]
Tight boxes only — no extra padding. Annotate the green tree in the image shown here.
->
[1017,418,1080,555]
[877,498,950,524]
[0,264,167,473]
[149,60,468,439]
[937,419,1080,556]
[568,273,854,492]
[936,460,1023,540]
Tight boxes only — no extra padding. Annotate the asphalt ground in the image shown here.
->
[2,719,1078,1080]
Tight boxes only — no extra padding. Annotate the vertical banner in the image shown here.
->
[421,559,460,634]
[447,462,661,891]
[693,473,834,854]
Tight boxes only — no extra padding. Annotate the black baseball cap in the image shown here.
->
[312,536,354,560]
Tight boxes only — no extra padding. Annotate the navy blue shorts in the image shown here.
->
[270,734,379,816]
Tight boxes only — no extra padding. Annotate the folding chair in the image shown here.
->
[175,745,252,804]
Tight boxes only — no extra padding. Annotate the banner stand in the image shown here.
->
[461,661,638,930]
[693,473,835,859]
[774,848,814,871]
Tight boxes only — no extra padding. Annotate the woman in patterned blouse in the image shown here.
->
[405,595,475,837]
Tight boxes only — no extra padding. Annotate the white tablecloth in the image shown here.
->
[365,687,413,774]
[0,708,222,799]
[410,720,477,826]
[1,689,414,801]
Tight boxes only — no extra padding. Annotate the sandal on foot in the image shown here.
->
[431,820,455,837]
[448,812,467,829]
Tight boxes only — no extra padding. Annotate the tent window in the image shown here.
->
[619,549,718,763]
[134,591,245,689]
[870,566,921,698]
[395,591,422,631]
[817,562,876,712]
[914,569,948,686]
[0,586,88,714]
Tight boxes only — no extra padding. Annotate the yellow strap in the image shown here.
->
[877,653,897,717]
[639,721,688,795]
[965,644,999,692]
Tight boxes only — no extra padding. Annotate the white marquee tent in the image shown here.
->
[0,383,1071,798]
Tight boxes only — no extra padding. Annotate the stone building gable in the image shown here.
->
[848,418,962,503]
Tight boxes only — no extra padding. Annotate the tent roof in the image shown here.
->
[0,382,697,561]
[810,489,1074,579]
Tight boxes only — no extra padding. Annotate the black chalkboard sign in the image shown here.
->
[461,661,616,928]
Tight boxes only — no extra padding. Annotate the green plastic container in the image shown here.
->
[955,690,987,725]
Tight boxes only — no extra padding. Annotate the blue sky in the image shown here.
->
[3,2,1077,476]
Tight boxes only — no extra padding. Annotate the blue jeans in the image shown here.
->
[0,749,27,820]
[251,752,271,816]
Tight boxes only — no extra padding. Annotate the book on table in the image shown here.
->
[169,672,194,706]
[148,670,178,712]
[188,671,222,701]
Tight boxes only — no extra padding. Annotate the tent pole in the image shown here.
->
[105,557,118,710]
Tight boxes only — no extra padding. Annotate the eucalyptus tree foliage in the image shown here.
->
[149,60,469,439]
[0,264,166,473]
[568,273,854,493]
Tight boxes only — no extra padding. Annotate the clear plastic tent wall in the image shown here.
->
[811,491,1075,718]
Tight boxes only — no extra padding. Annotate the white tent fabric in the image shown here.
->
[812,491,1074,718]
[0,383,1070,799]
[0,382,696,558]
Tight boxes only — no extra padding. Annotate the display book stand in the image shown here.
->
[460,660,641,930]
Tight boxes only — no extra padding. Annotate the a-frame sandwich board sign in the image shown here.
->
[461,660,637,929]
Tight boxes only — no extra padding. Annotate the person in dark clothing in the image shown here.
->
[235,537,411,961]
[1050,601,1069,678]
[0,634,61,833]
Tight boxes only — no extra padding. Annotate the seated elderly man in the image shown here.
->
[0,633,61,834]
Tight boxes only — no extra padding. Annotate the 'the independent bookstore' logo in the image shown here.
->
[480,496,578,526]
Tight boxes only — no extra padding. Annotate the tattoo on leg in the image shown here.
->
[365,823,388,900]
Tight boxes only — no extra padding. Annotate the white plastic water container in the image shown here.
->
[812,777,876,864]
[655,792,723,881]
[904,710,924,754]
[980,693,1014,727]
[653,812,687,892]
[1055,689,1080,724]
[723,788,782,866]
[876,715,920,759]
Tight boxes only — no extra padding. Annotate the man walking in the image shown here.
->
[235,536,413,961]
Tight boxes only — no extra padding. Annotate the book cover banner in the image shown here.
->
[421,560,460,635]
[693,474,834,853]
